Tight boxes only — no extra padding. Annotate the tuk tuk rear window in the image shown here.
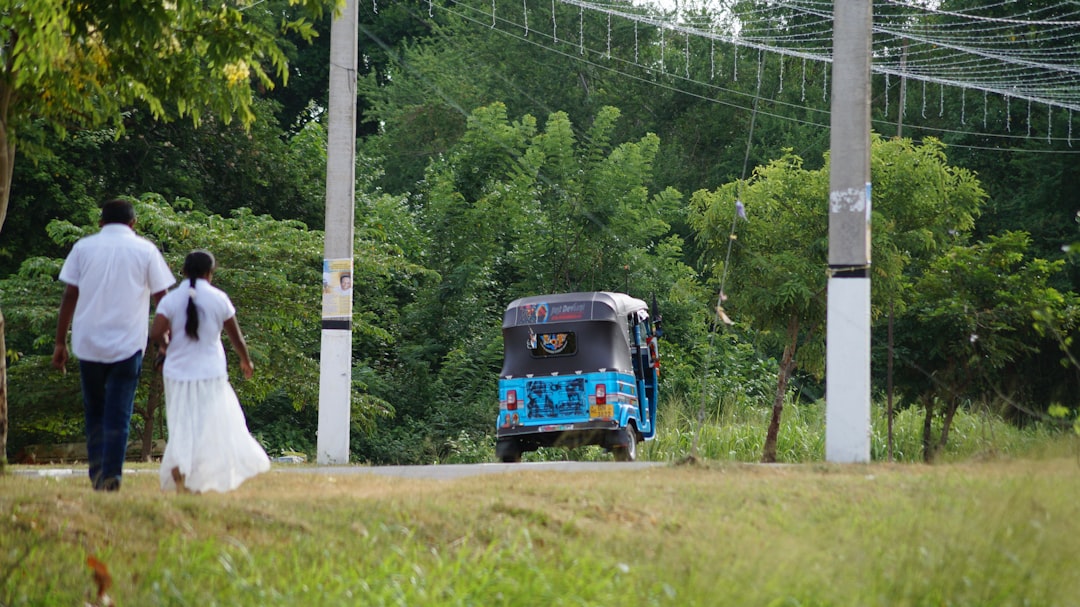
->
[529,332,577,357]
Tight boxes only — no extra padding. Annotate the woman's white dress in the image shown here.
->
[156,279,270,493]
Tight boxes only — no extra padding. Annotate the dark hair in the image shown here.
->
[182,250,217,340]
[100,198,135,225]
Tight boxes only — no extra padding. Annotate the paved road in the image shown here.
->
[13,461,665,481]
[277,461,665,479]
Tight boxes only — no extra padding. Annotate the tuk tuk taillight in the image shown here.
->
[595,383,606,405]
[506,390,518,411]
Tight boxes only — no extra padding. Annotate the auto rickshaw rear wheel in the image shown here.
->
[611,427,637,462]
[496,439,522,463]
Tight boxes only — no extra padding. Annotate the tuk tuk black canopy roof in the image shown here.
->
[500,292,650,377]
[502,292,649,329]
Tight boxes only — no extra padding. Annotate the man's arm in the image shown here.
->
[52,285,79,371]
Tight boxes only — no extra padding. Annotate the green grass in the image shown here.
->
[641,396,1064,464]
[450,396,1043,465]
[3,434,1080,606]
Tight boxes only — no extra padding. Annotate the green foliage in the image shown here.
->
[689,137,986,380]
[1,258,85,458]
[693,152,827,321]
[4,0,1079,468]
[895,231,1077,416]
[2,0,328,141]
[0,140,99,275]
[4,97,331,280]
[1048,403,1080,436]
[686,136,1002,459]
[358,0,666,195]
[416,102,684,307]
[1,193,403,458]
[351,102,698,464]
[0,0,333,465]
[442,430,497,464]
[648,393,1065,464]
[3,356,84,459]
[127,196,326,409]
[243,390,318,457]
[73,102,328,226]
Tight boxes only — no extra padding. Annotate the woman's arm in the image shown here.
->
[224,316,253,379]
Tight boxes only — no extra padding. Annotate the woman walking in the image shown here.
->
[151,250,270,493]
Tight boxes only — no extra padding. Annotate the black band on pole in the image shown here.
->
[829,266,868,279]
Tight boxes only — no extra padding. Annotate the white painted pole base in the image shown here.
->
[317,329,352,465]
[825,276,871,463]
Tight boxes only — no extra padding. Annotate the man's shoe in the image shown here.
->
[99,477,121,492]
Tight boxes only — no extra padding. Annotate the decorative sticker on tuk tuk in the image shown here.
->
[514,301,591,324]
[525,378,587,418]
[539,332,569,354]
[548,302,588,322]
[532,332,576,357]
[517,303,550,324]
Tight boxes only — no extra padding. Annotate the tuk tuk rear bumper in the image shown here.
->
[497,418,620,438]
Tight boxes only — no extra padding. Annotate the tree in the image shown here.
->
[356,0,688,196]
[2,193,405,461]
[895,232,1076,461]
[689,136,985,462]
[0,0,329,468]
[5,99,331,248]
[362,102,691,462]
[410,102,680,352]
[875,0,1080,293]
[690,152,828,463]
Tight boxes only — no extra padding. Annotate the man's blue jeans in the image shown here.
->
[79,351,142,491]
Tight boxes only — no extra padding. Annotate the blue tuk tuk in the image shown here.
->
[495,291,660,462]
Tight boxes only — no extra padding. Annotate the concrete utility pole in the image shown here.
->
[825,0,872,463]
[317,0,358,465]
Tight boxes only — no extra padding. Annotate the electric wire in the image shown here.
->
[372,0,1080,453]
[438,0,1080,152]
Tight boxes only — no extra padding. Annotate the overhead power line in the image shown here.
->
[582,0,1080,112]
[417,0,1080,150]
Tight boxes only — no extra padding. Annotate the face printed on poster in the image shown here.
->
[322,258,353,321]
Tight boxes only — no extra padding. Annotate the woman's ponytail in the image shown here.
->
[181,249,216,341]
[185,275,200,339]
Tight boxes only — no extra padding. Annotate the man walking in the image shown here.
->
[52,198,175,491]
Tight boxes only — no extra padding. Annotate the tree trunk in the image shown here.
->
[921,394,934,463]
[132,350,164,462]
[938,398,960,452]
[0,308,7,472]
[142,364,164,462]
[0,103,16,473]
[761,315,799,463]
[886,300,894,462]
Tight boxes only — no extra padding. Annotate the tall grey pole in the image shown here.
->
[317,0,358,465]
[825,0,872,463]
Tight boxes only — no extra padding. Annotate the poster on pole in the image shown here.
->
[321,258,353,324]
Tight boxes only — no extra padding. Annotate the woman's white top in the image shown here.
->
[156,278,237,381]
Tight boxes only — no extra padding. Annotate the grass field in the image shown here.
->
[3,436,1079,606]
